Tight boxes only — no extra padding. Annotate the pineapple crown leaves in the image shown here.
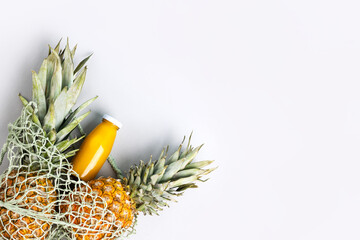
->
[109,135,216,215]
[19,38,97,157]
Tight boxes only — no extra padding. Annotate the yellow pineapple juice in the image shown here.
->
[72,115,122,181]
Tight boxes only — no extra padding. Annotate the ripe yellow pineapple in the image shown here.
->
[0,169,57,239]
[61,177,135,240]
[62,137,215,239]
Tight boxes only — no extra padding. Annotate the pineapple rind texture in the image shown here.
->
[60,177,136,240]
[0,169,57,240]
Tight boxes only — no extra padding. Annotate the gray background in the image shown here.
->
[1,0,360,239]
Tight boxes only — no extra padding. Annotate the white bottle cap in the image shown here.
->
[102,114,123,129]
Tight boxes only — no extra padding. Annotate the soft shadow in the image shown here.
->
[0,38,49,171]
[3,39,49,125]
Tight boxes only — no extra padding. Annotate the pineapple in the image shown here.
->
[0,168,57,239]
[61,177,135,239]
[61,137,215,240]
[0,39,95,239]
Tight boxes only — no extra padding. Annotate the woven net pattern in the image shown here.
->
[0,104,135,239]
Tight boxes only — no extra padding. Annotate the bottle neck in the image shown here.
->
[102,119,120,130]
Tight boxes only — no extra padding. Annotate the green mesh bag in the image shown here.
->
[0,104,135,239]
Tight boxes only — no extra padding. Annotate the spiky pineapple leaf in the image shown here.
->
[185,160,214,169]
[154,157,165,174]
[31,71,46,121]
[31,109,41,127]
[53,87,68,130]
[62,40,74,89]
[71,44,77,58]
[18,94,29,106]
[43,102,55,132]
[37,59,47,93]
[64,149,79,158]
[61,96,98,129]
[167,145,181,164]
[172,168,204,180]
[160,159,187,183]
[74,54,92,74]
[54,39,62,53]
[19,94,42,127]
[64,67,87,115]
[45,49,60,99]
[49,54,62,103]
[56,111,90,142]
[55,136,84,153]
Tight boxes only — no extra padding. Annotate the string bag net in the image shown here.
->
[0,104,135,239]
